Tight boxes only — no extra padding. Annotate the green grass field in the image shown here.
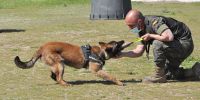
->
[0,0,200,99]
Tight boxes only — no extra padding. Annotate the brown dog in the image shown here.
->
[14,40,132,86]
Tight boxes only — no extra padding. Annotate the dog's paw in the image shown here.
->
[63,84,72,87]
[117,82,125,86]
[59,81,72,87]
[61,83,72,87]
[121,83,126,86]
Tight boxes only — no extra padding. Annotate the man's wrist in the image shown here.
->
[149,34,154,39]
[119,51,130,58]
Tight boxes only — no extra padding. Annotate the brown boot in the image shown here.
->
[143,67,167,83]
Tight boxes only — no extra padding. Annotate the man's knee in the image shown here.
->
[153,40,166,67]
[153,40,164,50]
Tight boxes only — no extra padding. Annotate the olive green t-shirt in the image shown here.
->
[136,15,192,45]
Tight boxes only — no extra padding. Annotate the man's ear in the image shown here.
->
[138,19,142,25]
[138,19,144,30]
[99,42,106,47]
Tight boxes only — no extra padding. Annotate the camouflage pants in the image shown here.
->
[153,39,194,79]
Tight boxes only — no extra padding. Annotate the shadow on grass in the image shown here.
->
[36,79,142,86]
[37,79,200,86]
[67,79,142,85]
[67,78,199,85]
[0,29,25,33]
[167,78,200,83]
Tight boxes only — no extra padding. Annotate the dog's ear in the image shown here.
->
[108,41,116,44]
[112,40,124,53]
[117,40,125,46]
[99,42,106,47]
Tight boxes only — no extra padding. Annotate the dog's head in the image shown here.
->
[99,40,133,59]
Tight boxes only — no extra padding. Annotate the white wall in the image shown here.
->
[131,0,200,2]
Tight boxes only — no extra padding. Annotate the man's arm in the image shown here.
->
[141,29,174,42]
[119,44,145,58]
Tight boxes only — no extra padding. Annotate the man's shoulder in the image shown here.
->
[144,15,170,35]
[145,15,179,23]
[144,15,162,19]
[144,15,162,28]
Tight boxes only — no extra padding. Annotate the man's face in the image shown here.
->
[125,18,143,30]
[124,10,144,31]
[125,18,138,29]
[126,22,138,29]
[126,18,146,34]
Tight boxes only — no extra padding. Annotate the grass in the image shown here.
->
[0,1,200,100]
[0,0,90,8]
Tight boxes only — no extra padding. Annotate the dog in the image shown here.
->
[14,40,132,86]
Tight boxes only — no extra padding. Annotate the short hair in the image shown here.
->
[138,11,144,20]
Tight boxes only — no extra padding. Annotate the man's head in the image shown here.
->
[125,9,145,33]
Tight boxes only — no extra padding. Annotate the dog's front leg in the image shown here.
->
[89,63,124,86]
[96,70,124,86]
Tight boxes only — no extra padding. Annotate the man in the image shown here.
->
[117,9,200,83]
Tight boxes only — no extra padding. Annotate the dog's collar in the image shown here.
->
[81,45,105,68]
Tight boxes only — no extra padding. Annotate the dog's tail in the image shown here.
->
[14,48,42,69]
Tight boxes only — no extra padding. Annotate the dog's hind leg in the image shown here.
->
[43,53,70,86]
[89,63,124,86]
[51,63,71,86]
[50,71,56,81]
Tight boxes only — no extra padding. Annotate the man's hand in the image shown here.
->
[141,33,151,41]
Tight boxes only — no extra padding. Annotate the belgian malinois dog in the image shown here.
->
[14,40,132,86]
